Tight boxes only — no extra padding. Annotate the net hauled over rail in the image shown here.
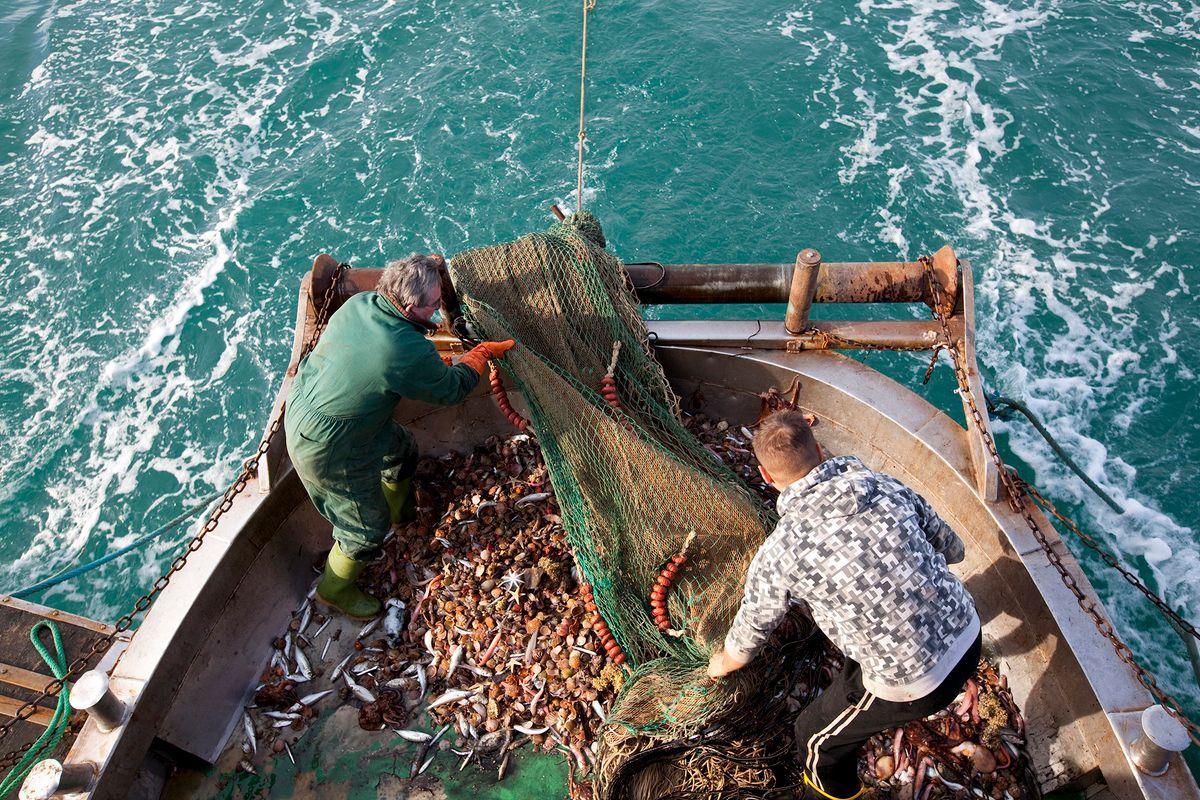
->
[450,213,783,795]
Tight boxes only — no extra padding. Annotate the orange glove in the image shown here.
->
[459,339,516,375]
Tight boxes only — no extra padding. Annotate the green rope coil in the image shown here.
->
[0,621,72,796]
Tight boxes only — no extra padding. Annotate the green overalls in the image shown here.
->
[284,291,479,559]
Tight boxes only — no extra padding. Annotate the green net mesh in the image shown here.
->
[450,213,780,793]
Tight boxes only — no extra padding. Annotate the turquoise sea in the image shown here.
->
[1,0,1197,773]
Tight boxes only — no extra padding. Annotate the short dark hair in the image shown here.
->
[752,410,820,476]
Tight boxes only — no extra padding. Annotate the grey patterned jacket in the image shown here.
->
[724,455,979,702]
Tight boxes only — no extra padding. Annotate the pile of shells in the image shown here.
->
[242,431,621,788]
[861,660,1037,799]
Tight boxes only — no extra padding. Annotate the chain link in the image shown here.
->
[0,263,347,768]
[1020,480,1199,642]
[919,255,1200,748]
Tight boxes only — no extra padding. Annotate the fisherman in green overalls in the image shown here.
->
[285,253,513,619]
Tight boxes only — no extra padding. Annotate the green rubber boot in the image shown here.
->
[381,477,416,524]
[316,542,382,620]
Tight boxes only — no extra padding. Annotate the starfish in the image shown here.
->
[500,570,525,602]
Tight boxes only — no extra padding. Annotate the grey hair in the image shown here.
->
[377,253,445,308]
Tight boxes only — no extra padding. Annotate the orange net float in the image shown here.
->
[489,365,530,432]
[581,582,626,665]
[649,531,696,634]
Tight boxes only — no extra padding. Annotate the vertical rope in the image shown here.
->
[0,622,71,796]
[576,0,596,213]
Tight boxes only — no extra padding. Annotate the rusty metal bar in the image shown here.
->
[784,249,822,334]
[625,260,958,308]
[0,694,55,726]
[309,255,962,313]
[431,319,956,353]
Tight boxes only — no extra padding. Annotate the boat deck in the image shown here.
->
[0,596,128,778]
[160,604,571,800]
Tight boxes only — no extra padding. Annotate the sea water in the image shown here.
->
[0,0,1196,773]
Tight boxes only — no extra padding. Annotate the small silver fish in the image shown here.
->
[298,601,312,634]
[394,729,433,743]
[430,723,451,747]
[343,672,377,703]
[313,617,331,639]
[242,711,256,755]
[460,664,491,677]
[416,663,427,700]
[294,645,313,680]
[514,492,551,506]
[447,644,464,676]
[358,617,380,640]
[330,653,353,682]
[321,636,332,661]
[428,688,473,710]
[413,752,436,777]
[298,689,333,706]
[284,740,296,765]
[284,673,309,684]
[423,629,436,657]
[513,724,549,735]
[272,719,296,728]
[263,711,302,721]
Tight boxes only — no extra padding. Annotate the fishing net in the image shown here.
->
[450,213,791,796]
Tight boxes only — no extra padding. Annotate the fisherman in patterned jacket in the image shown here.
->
[707,409,981,800]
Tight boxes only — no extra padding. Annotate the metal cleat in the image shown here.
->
[19,759,96,799]
[68,670,128,733]
[1129,705,1190,777]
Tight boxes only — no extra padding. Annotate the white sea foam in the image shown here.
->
[804,0,1200,693]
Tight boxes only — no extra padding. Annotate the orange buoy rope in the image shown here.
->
[649,531,696,634]
[490,365,530,432]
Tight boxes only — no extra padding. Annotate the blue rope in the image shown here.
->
[13,492,224,600]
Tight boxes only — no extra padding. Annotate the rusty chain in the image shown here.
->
[919,255,1200,748]
[0,263,347,769]
[1020,480,1200,642]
